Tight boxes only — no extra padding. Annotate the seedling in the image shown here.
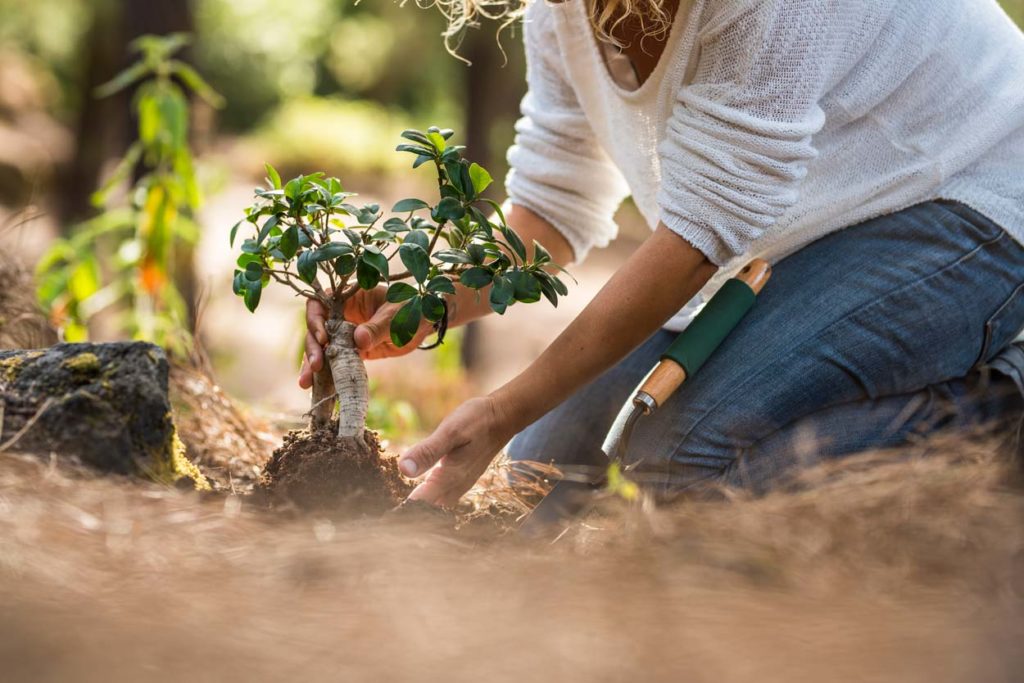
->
[231,127,569,448]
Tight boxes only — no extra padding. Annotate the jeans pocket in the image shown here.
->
[977,281,1024,368]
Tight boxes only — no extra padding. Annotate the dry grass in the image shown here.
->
[0,433,1021,682]
[0,248,56,351]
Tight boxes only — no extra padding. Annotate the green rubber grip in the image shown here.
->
[661,278,757,377]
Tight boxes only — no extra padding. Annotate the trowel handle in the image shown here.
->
[637,259,772,409]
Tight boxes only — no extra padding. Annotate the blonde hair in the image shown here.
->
[420,0,672,54]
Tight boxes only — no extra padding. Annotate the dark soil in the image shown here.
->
[260,423,414,516]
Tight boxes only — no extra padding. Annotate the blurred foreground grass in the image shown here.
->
[0,430,1021,682]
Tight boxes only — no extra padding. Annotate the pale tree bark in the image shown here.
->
[309,317,368,445]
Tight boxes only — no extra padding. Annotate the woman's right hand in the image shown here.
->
[298,287,436,388]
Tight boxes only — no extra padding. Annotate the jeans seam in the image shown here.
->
[666,228,1008,478]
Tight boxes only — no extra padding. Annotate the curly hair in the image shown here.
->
[419,0,673,53]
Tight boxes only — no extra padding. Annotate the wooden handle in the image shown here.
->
[638,258,772,409]
[736,258,772,295]
[639,360,688,407]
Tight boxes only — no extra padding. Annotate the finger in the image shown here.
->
[305,332,324,373]
[406,459,475,507]
[305,298,329,345]
[298,355,313,389]
[398,428,454,478]
[406,466,451,506]
[355,304,395,351]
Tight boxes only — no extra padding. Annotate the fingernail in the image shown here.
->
[399,459,418,477]
[317,332,327,344]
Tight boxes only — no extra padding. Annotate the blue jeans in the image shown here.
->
[508,201,1024,493]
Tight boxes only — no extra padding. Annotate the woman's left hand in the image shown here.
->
[398,396,515,507]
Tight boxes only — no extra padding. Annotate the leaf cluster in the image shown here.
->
[38,33,220,354]
[231,127,570,347]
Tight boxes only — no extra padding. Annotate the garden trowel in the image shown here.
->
[518,259,772,538]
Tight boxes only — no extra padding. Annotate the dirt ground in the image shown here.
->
[0,433,1021,683]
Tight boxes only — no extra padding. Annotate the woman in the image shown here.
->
[302,0,1024,506]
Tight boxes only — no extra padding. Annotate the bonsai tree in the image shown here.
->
[231,127,569,451]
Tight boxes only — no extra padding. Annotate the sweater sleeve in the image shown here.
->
[658,0,869,265]
[505,3,631,263]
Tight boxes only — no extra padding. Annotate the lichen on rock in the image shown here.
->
[0,342,207,489]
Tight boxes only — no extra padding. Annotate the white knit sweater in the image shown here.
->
[505,0,1024,332]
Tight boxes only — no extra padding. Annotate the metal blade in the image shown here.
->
[518,402,648,538]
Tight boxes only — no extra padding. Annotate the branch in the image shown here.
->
[268,270,318,301]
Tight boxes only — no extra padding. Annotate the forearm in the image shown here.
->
[491,224,717,433]
[447,203,576,327]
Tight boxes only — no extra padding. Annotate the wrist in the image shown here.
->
[488,378,540,437]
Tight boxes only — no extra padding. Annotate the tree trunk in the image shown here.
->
[309,316,368,445]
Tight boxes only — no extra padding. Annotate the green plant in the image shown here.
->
[231,126,569,443]
[37,34,223,354]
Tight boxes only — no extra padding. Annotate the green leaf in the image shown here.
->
[432,197,466,222]
[229,221,243,248]
[313,242,353,262]
[390,296,423,347]
[533,240,552,264]
[333,254,356,276]
[398,243,429,283]
[232,270,245,296]
[422,293,445,323]
[404,229,430,250]
[468,163,493,195]
[241,238,260,254]
[94,62,150,99]
[236,253,261,269]
[168,60,225,107]
[467,244,486,265]
[460,267,493,289]
[396,143,433,156]
[433,249,473,264]
[400,129,431,146]
[509,270,541,303]
[243,278,262,313]
[361,248,390,279]
[445,161,466,196]
[244,262,263,281]
[501,225,528,261]
[393,198,430,213]
[535,271,560,306]
[386,282,418,303]
[356,258,382,289]
[265,163,282,190]
[383,217,409,233]
[342,228,363,246]
[426,275,456,295]
[490,274,514,305]
[279,225,299,259]
[284,177,302,201]
[427,130,446,152]
[356,205,380,224]
[297,251,317,284]
[413,154,433,169]
[257,215,279,245]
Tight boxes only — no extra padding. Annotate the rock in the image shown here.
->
[0,342,208,488]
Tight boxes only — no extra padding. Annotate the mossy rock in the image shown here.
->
[0,342,208,489]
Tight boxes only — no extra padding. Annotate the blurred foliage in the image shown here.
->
[194,0,466,132]
[0,0,91,114]
[1005,0,1024,24]
[367,380,421,440]
[251,98,416,175]
[37,35,221,353]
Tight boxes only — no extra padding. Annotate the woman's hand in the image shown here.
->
[398,396,515,507]
[298,287,435,388]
